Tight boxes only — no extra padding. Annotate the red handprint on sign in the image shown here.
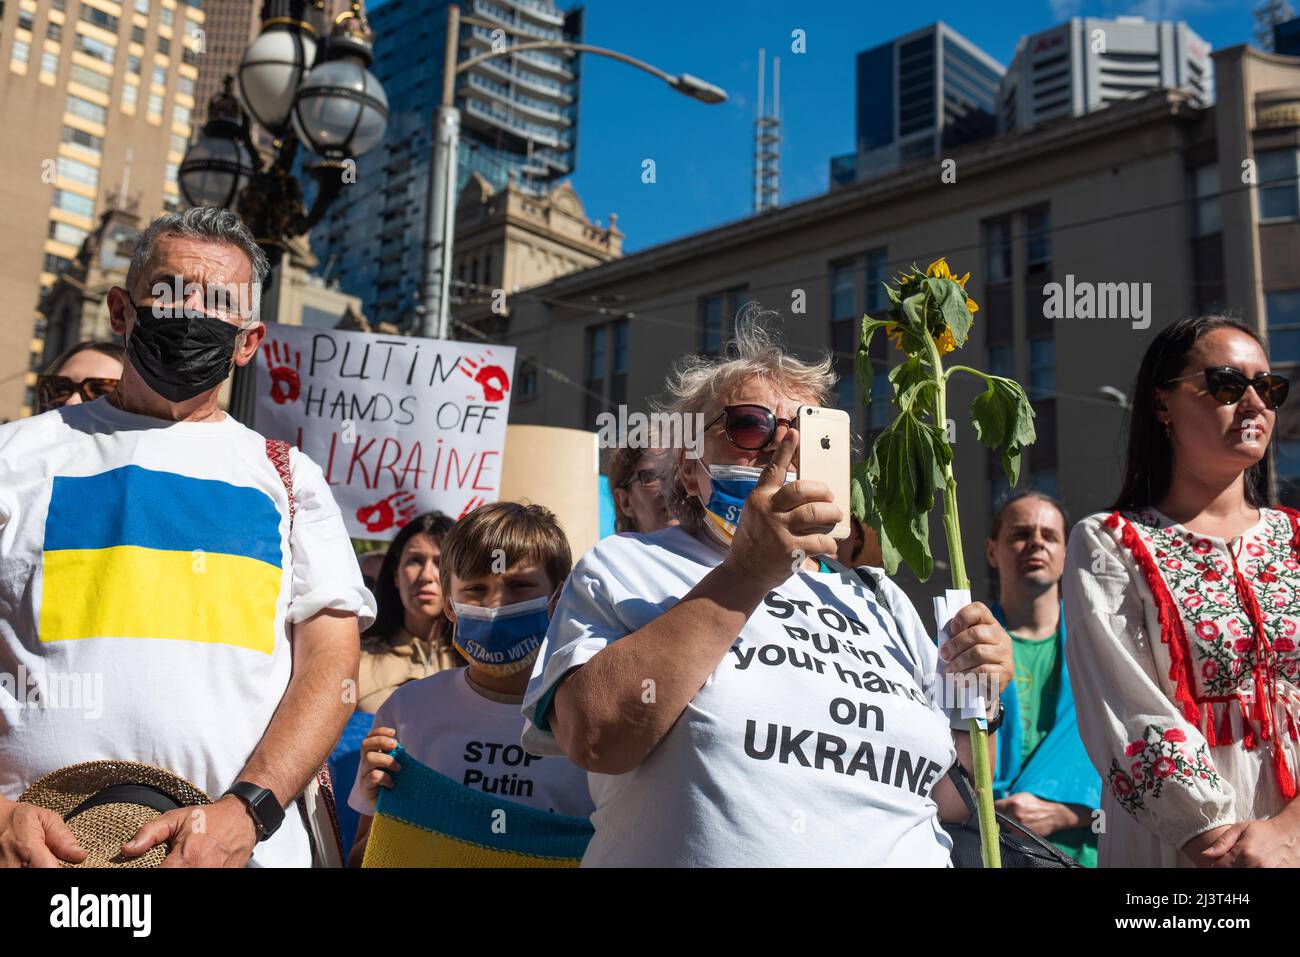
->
[459,350,510,402]
[263,340,302,405]
[356,491,418,533]
[458,495,486,519]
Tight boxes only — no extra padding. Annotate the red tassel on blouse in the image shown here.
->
[1111,513,1202,726]
[1204,702,1218,747]
[1219,703,1235,744]
[1289,711,1299,742]
[1239,698,1257,750]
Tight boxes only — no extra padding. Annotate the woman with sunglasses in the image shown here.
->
[34,341,124,414]
[1064,314,1300,867]
[608,444,678,534]
[522,317,1013,866]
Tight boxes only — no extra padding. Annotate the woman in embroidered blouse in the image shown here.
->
[1063,315,1300,867]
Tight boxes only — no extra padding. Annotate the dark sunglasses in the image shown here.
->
[36,374,119,408]
[1164,366,1290,410]
[705,404,796,451]
[619,469,661,490]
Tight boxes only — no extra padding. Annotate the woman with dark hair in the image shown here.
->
[1063,314,1300,867]
[357,512,462,713]
[35,341,125,413]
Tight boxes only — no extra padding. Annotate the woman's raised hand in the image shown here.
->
[722,428,842,590]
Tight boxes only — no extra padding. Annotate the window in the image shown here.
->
[1193,164,1222,237]
[169,132,186,154]
[830,259,858,414]
[516,361,538,401]
[698,287,747,355]
[583,320,628,424]
[989,343,1013,379]
[1267,291,1300,366]
[53,188,95,218]
[864,246,888,314]
[76,34,116,65]
[147,92,162,118]
[52,0,66,10]
[151,64,165,86]
[172,103,190,126]
[1029,469,1059,498]
[41,51,58,75]
[48,220,89,247]
[122,81,138,107]
[65,94,107,123]
[18,9,33,29]
[79,5,119,31]
[1025,205,1051,273]
[164,161,178,185]
[160,6,172,26]
[1029,337,1055,399]
[70,63,112,92]
[176,74,192,96]
[1259,149,1299,221]
[867,335,891,430]
[57,155,99,187]
[983,216,1012,283]
[132,25,145,44]
[61,125,104,152]
[127,54,141,74]
[43,252,74,274]
[11,40,30,65]
[134,0,149,12]
[1278,439,1300,508]
[157,35,169,54]
[47,21,62,41]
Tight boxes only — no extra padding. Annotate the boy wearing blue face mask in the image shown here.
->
[346,502,592,867]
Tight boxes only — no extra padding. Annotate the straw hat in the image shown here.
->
[19,760,212,868]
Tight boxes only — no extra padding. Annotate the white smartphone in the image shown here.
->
[795,405,852,540]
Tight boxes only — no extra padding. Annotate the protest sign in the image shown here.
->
[254,323,515,540]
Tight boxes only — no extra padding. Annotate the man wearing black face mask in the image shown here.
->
[0,208,376,868]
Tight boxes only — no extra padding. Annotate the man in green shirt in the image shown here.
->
[987,492,1101,867]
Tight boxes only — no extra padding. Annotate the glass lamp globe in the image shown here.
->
[292,55,389,159]
[178,129,257,210]
[237,26,318,135]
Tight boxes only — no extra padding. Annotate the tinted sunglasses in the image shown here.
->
[36,374,119,408]
[705,404,796,451]
[619,469,661,490]
[1164,366,1290,410]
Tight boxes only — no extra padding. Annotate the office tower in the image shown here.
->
[832,22,1003,187]
[0,0,205,419]
[999,15,1213,133]
[310,0,582,331]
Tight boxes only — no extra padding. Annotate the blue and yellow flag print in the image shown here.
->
[40,465,283,653]
[363,745,594,868]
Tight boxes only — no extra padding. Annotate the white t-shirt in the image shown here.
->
[522,525,961,867]
[348,667,594,819]
[0,398,376,867]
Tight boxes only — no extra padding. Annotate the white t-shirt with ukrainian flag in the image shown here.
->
[0,397,376,867]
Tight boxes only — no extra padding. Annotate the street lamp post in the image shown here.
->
[178,0,389,274]
[419,4,728,339]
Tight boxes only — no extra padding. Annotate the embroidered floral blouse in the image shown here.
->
[1063,507,1300,868]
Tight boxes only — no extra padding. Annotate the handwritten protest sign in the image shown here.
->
[254,323,515,540]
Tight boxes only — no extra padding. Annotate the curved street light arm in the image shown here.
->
[454,40,675,88]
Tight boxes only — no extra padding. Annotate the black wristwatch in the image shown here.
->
[985,700,1005,734]
[223,782,284,842]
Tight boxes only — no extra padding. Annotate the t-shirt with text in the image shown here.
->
[347,667,594,819]
[522,525,962,867]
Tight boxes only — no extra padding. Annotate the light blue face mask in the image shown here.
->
[701,463,796,541]
[451,594,552,677]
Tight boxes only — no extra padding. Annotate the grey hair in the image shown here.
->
[124,207,270,319]
[657,302,836,535]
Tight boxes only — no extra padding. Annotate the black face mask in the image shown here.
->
[124,295,242,403]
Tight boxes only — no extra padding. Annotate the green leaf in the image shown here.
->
[861,411,951,582]
[922,276,974,349]
[970,376,1037,487]
[889,355,936,417]
[855,316,893,405]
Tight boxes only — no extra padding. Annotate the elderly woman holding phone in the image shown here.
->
[523,317,1013,866]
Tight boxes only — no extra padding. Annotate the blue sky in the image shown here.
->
[558,0,1259,252]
